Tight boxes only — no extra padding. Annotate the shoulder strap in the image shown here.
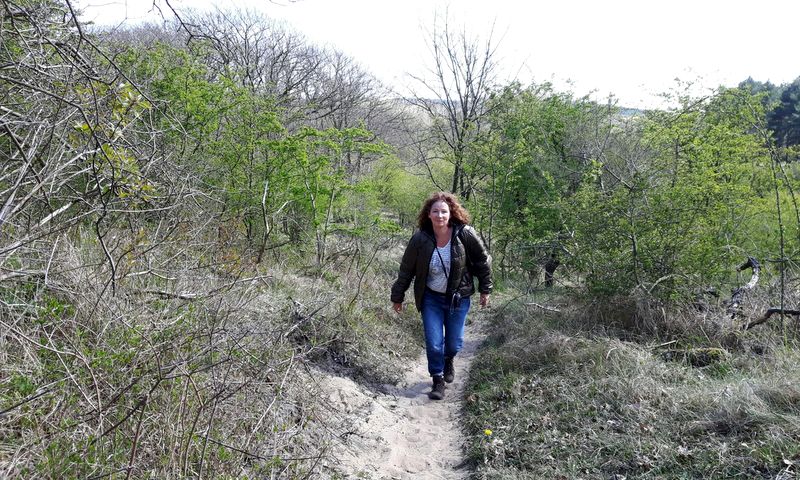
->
[434,242,450,282]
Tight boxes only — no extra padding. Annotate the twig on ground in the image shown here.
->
[524,302,561,312]
[651,340,678,350]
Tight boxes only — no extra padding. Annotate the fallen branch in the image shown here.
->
[129,275,273,301]
[134,289,201,300]
[743,308,800,330]
[0,270,46,282]
[651,340,678,350]
[0,378,64,416]
[524,302,561,313]
[726,257,760,318]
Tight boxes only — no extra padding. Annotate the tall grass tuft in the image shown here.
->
[464,287,800,479]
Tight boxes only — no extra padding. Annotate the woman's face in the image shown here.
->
[428,200,451,228]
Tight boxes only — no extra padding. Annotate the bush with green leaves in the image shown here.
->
[567,88,796,299]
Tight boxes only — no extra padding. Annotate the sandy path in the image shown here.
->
[320,318,486,479]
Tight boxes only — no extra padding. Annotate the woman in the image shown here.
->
[391,192,492,400]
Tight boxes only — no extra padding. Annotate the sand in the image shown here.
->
[318,318,486,479]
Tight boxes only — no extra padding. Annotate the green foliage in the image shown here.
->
[6,373,36,398]
[118,41,391,258]
[567,88,790,298]
[740,76,800,152]
[360,155,428,228]
[770,78,800,147]
[117,43,226,140]
[471,83,591,277]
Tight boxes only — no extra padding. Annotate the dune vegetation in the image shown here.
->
[2,2,800,478]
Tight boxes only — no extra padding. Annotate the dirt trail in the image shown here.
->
[319,318,486,479]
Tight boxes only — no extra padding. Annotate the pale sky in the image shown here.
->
[78,0,800,109]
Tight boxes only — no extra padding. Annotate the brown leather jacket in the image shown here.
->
[391,223,492,312]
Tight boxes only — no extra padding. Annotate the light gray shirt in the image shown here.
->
[426,239,451,293]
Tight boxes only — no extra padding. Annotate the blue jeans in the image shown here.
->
[421,289,471,377]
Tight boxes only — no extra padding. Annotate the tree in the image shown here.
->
[769,78,800,148]
[470,83,592,278]
[738,77,780,105]
[0,0,170,293]
[567,87,780,298]
[407,13,500,199]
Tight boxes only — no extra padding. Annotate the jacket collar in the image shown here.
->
[421,222,465,243]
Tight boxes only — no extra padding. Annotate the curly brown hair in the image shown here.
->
[416,191,471,230]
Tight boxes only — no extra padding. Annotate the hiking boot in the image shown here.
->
[444,356,455,383]
[428,375,445,400]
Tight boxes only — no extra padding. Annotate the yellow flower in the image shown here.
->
[484,429,493,436]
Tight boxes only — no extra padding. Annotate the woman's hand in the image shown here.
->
[480,293,490,308]
[393,302,403,313]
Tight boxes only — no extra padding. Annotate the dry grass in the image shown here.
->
[0,219,417,478]
[464,287,800,479]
